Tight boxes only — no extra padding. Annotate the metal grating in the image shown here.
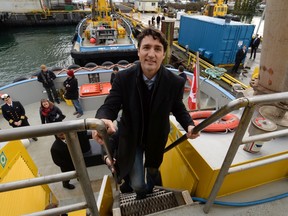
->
[119,188,179,216]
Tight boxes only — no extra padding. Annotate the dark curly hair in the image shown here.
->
[137,28,168,52]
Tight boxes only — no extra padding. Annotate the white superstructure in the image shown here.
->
[0,0,42,13]
[134,0,158,12]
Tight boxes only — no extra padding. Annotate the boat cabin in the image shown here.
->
[90,25,117,45]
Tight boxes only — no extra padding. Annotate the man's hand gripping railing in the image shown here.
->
[91,119,119,188]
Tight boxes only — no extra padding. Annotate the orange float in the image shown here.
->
[190,110,240,132]
[80,82,111,97]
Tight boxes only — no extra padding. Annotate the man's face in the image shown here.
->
[138,35,166,78]
[57,133,66,140]
[3,97,11,104]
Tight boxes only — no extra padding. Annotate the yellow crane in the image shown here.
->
[203,0,228,17]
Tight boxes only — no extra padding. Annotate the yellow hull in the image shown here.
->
[161,120,288,199]
[0,141,57,215]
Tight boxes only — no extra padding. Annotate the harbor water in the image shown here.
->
[0,25,75,87]
[0,15,264,87]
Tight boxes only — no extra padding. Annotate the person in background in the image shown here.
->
[92,28,200,200]
[51,133,75,190]
[50,131,94,190]
[178,65,187,81]
[156,15,161,29]
[231,45,247,74]
[1,94,38,141]
[37,64,60,104]
[39,98,66,124]
[63,70,84,118]
[250,34,261,60]
[110,66,119,85]
[151,15,155,26]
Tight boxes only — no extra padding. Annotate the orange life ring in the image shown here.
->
[190,110,240,132]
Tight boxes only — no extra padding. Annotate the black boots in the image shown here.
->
[62,181,75,190]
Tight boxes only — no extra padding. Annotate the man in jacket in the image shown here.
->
[250,34,261,60]
[37,64,60,104]
[178,65,187,81]
[92,28,199,199]
[110,66,119,86]
[231,45,247,74]
[1,94,37,141]
[51,133,75,190]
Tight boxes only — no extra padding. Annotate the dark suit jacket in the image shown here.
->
[252,37,260,48]
[50,131,94,172]
[110,73,116,85]
[50,138,74,172]
[1,101,29,127]
[235,48,246,63]
[96,63,194,181]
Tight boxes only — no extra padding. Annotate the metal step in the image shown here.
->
[113,187,193,216]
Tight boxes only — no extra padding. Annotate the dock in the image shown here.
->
[0,9,90,28]
[129,11,261,96]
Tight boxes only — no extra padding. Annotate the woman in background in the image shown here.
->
[39,98,65,124]
[63,70,83,118]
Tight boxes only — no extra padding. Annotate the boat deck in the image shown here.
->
[81,24,134,47]
[78,20,136,49]
[0,100,112,206]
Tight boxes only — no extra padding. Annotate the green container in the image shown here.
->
[65,5,74,11]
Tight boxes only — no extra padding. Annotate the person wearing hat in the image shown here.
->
[1,94,38,141]
[37,64,60,104]
[63,70,84,118]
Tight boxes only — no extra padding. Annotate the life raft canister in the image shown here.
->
[190,110,240,132]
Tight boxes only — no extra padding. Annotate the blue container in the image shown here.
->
[178,15,255,65]
[198,48,206,55]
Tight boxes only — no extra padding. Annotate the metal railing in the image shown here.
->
[188,92,288,213]
[0,118,111,216]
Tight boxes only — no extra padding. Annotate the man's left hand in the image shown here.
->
[186,125,200,139]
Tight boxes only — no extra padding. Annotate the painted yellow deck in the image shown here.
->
[160,115,288,199]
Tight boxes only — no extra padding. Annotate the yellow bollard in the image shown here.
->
[252,66,259,79]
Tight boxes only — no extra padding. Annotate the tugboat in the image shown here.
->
[70,0,138,66]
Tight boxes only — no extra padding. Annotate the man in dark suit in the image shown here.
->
[1,94,37,141]
[92,28,200,199]
[250,34,261,60]
[178,65,187,81]
[110,66,119,86]
[51,133,75,190]
[50,131,95,190]
[231,45,247,74]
